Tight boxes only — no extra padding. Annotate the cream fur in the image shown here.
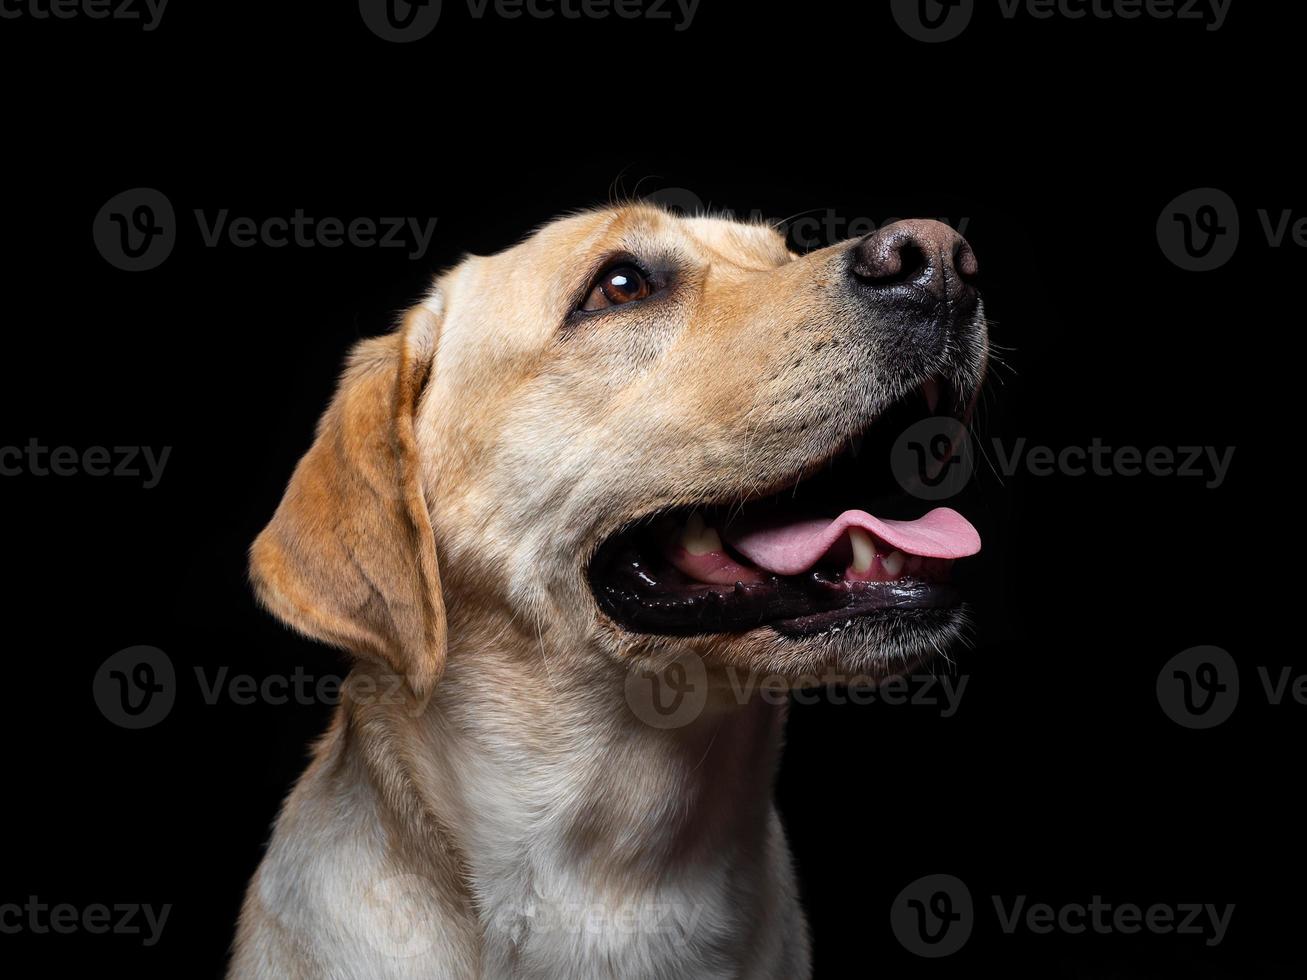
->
[230,205,988,978]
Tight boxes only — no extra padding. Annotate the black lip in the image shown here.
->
[591,553,961,637]
[771,588,963,638]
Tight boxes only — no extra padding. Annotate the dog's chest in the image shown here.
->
[451,713,798,978]
[473,839,774,980]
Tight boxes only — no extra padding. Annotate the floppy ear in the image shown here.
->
[250,302,446,698]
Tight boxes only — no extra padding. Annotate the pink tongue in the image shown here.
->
[724,508,981,576]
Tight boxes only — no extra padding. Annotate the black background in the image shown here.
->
[0,1,1293,976]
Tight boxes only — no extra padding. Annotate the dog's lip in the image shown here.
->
[591,552,964,638]
[768,580,963,637]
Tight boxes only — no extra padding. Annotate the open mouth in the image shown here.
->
[588,379,981,639]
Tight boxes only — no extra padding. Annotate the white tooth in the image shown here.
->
[922,379,941,413]
[848,527,876,573]
[683,512,723,556]
[882,550,905,578]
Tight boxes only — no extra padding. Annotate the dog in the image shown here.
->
[229,203,989,979]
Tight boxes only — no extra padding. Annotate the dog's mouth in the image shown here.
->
[589,379,980,639]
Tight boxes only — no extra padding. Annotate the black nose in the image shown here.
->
[850,219,979,311]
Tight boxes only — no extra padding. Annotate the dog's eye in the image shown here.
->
[581,264,655,312]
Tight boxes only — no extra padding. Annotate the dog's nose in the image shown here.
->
[850,219,979,309]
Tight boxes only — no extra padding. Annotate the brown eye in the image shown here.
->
[581,264,654,312]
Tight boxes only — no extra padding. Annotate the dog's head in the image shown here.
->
[252,205,988,697]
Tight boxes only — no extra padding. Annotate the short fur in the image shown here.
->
[229,206,988,979]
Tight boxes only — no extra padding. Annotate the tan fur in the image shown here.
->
[230,205,987,979]
[250,305,446,697]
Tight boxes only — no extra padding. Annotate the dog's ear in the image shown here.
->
[250,301,446,698]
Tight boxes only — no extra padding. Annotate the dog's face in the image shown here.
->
[253,205,988,695]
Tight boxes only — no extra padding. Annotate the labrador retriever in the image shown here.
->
[229,204,988,979]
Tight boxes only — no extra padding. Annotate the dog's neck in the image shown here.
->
[350,638,791,970]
